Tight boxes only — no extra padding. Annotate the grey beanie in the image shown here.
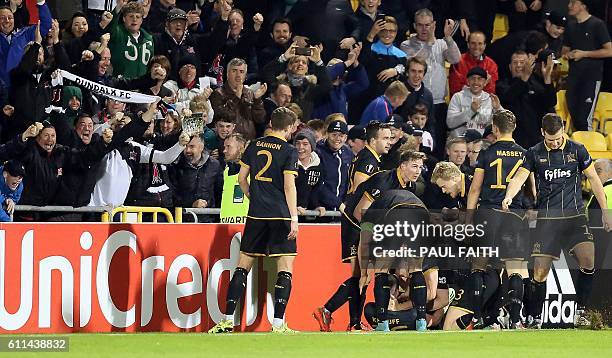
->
[294,129,316,150]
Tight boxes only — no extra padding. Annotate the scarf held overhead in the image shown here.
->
[54,70,160,104]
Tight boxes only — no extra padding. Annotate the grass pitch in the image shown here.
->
[6,330,612,357]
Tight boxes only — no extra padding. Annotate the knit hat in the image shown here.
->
[167,8,187,23]
[327,120,348,134]
[294,129,316,150]
[3,160,26,177]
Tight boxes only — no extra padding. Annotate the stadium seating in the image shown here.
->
[556,90,572,133]
[492,14,508,42]
[571,131,607,151]
[595,92,612,133]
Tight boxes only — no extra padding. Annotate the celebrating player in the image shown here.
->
[466,110,533,329]
[503,113,612,328]
[209,107,300,334]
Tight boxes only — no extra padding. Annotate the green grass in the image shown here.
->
[3,330,612,357]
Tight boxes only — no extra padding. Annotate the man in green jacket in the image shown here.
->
[107,0,154,79]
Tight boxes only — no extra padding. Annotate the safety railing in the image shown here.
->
[13,205,341,223]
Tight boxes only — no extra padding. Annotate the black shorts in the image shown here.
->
[532,215,593,259]
[341,213,360,262]
[475,209,529,260]
[364,302,418,330]
[240,218,296,257]
[449,269,501,314]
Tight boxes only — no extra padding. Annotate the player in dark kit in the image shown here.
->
[466,110,533,329]
[359,189,432,332]
[503,113,612,328]
[347,121,393,194]
[312,150,425,332]
[430,161,473,209]
[209,107,300,334]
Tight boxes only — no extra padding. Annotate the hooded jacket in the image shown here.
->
[296,151,323,209]
[447,87,503,138]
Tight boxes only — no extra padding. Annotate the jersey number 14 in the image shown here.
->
[489,158,523,189]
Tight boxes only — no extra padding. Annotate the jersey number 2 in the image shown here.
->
[489,158,523,189]
[255,150,273,182]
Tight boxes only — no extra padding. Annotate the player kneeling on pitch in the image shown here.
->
[209,107,300,334]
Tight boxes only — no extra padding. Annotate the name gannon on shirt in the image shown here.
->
[256,140,282,150]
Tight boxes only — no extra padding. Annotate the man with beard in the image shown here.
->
[218,132,248,223]
[257,18,293,72]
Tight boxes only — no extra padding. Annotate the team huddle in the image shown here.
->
[209,107,612,333]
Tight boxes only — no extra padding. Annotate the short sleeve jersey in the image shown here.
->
[240,135,298,219]
[521,139,592,217]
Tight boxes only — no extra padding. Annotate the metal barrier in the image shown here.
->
[105,206,175,223]
[13,205,340,223]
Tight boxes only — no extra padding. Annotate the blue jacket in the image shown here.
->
[360,95,393,125]
[0,2,53,88]
[315,140,353,210]
[0,165,23,222]
[312,62,369,120]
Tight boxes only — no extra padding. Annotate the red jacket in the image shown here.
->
[449,53,499,96]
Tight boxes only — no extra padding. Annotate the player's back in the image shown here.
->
[240,135,298,220]
[476,139,526,209]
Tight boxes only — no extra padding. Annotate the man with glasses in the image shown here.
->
[401,8,461,160]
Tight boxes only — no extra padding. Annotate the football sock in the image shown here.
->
[410,271,427,320]
[522,277,531,318]
[469,270,485,320]
[274,271,293,320]
[324,277,357,313]
[374,273,391,321]
[348,277,362,326]
[507,273,524,325]
[225,267,248,318]
[528,279,547,318]
[576,268,594,309]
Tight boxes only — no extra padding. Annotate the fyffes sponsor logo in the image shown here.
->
[544,168,571,181]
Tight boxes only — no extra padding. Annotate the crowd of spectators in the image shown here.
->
[0,0,610,222]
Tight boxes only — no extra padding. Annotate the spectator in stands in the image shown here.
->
[257,17,293,72]
[263,81,292,134]
[563,0,612,131]
[49,86,83,130]
[507,0,544,33]
[397,56,434,134]
[306,119,326,142]
[218,132,248,223]
[209,109,236,166]
[449,31,498,96]
[0,0,29,30]
[445,137,471,175]
[447,67,503,138]
[355,0,383,42]
[206,9,263,82]
[497,49,556,149]
[360,80,409,125]
[62,11,113,64]
[316,119,353,212]
[540,11,568,57]
[353,16,406,122]
[107,0,154,79]
[486,29,550,81]
[463,129,483,168]
[401,8,461,159]
[380,114,415,170]
[89,102,188,208]
[312,44,368,121]
[347,125,366,156]
[294,129,325,217]
[262,43,332,122]
[0,0,52,88]
[164,54,215,119]
[4,22,70,141]
[144,0,175,34]
[170,132,221,212]
[0,159,24,222]
[209,57,267,139]
[409,103,434,153]
[153,8,204,81]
